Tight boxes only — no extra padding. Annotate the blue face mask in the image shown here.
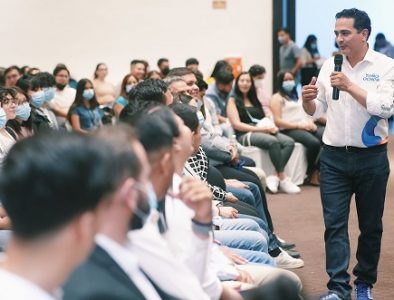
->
[31,90,46,108]
[82,89,95,101]
[43,87,55,102]
[282,80,296,93]
[16,103,31,121]
[130,182,155,230]
[0,108,7,128]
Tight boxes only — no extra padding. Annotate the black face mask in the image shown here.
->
[56,83,67,91]
[129,189,151,231]
[162,67,170,77]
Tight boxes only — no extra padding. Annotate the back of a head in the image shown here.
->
[170,102,199,132]
[185,58,199,67]
[210,60,232,78]
[129,79,166,104]
[249,64,266,77]
[215,68,234,85]
[167,67,194,78]
[30,72,56,90]
[0,132,117,240]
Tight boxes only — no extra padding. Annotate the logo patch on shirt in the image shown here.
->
[362,73,380,82]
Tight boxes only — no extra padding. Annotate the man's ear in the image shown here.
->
[117,177,137,210]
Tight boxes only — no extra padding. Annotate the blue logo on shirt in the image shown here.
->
[361,116,383,147]
[362,73,380,82]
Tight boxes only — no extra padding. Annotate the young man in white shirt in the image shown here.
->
[0,132,119,300]
[302,8,394,300]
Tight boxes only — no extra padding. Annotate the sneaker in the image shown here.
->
[284,248,301,258]
[279,177,301,194]
[319,291,342,300]
[273,249,304,269]
[355,282,373,300]
[266,175,280,193]
[275,234,296,250]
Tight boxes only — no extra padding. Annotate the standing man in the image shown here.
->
[278,28,302,82]
[302,8,394,300]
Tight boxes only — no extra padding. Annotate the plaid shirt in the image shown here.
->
[184,146,226,202]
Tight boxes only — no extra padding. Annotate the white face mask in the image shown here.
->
[254,79,265,89]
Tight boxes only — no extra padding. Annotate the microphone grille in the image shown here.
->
[334,54,343,65]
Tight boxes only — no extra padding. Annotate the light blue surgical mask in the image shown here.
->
[0,108,7,128]
[130,182,155,230]
[31,90,46,108]
[16,103,31,121]
[43,87,55,102]
[125,84,134,94]
[82,89,94,100]
[197,111,205,126]
[282,80,296,93]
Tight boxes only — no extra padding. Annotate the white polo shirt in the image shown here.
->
[313,48,394,147]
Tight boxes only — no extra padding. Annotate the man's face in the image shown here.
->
[187,64,199,73]
[55,70,70,87]
[278,31,289,44]
[131,63,146,81]
[169,80,190,96]
[5,69,21,87]
[182,73,199,98]
[335,17,368,57]
[159,61,170,72]
[217,82,233,95]
[191,125,202,155]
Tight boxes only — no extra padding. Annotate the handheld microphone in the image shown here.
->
[332,54,343,100]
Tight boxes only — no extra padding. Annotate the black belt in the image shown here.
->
[323,143,387,153]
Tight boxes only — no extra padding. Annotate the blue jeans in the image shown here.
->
[320,145,389,300]
[230,248,275,266]
[214,218,268,253]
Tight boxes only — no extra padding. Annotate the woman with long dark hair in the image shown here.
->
[226,72,300,194]
[68,79,103,133]
[300,34,321,86]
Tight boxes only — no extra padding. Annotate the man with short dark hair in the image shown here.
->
[0,132,117,299]
[278,28,302,80]
[157,58,170,78]
[186,57,199,73]
[167,67,199,98]
[130,59,146,81]
[302,8,394,300]
[4,66,22,88]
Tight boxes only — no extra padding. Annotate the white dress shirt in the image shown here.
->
[0,268,56,300]
[313,49,394,147]
[95,234,161,300]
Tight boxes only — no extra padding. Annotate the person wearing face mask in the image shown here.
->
[68,79,103,133]
[63,125,179,300]
[5,87,33,139]
[249,64,272,117]
[0,88,18,164]
[51,65,76,128]
[113,74,138,118]
[271,71,324,186]
[300,34,322,86]
[278,28,302,84]
[157,58,170,78]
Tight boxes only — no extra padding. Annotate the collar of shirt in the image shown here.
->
[0,268,57,300]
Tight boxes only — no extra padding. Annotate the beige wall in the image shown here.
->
[1,0,273,92]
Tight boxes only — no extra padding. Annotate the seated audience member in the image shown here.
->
[167,67,200,99]
[92,63,116,106]
[7,87,33,139]
[0,88,18,164]
[157,58,170,78]
[207,60,233,85]
[4,66,22,88]
[130,59,146,82]
[51,64,76,128]
[28,72,59,130]
[129,78,173,106]
[63,125,180,300]
[122,105,303,299]
[113,74,138,118]
[186,57,200,73]
[270,71,323,186]
[68,79,103,133]
[0,131,119,299]
[226,72,300,194]
[164,76,191,96]
[249,64,272,117]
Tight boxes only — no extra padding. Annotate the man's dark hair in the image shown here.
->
[185,58,199,67]
[170,102,199,132]
[167,67,194,78]
[4,65,22,77]
[0,132,119,239]
[129,79,166,104]
[196,75,208,91]
[215,69,234,85]
[278,27,291,35]
[30,72,56,90]
[53,65,70,77]
[130,59,144,66]
[157,58,169,67]
[249,64,266,77]
[336,8,371,39]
